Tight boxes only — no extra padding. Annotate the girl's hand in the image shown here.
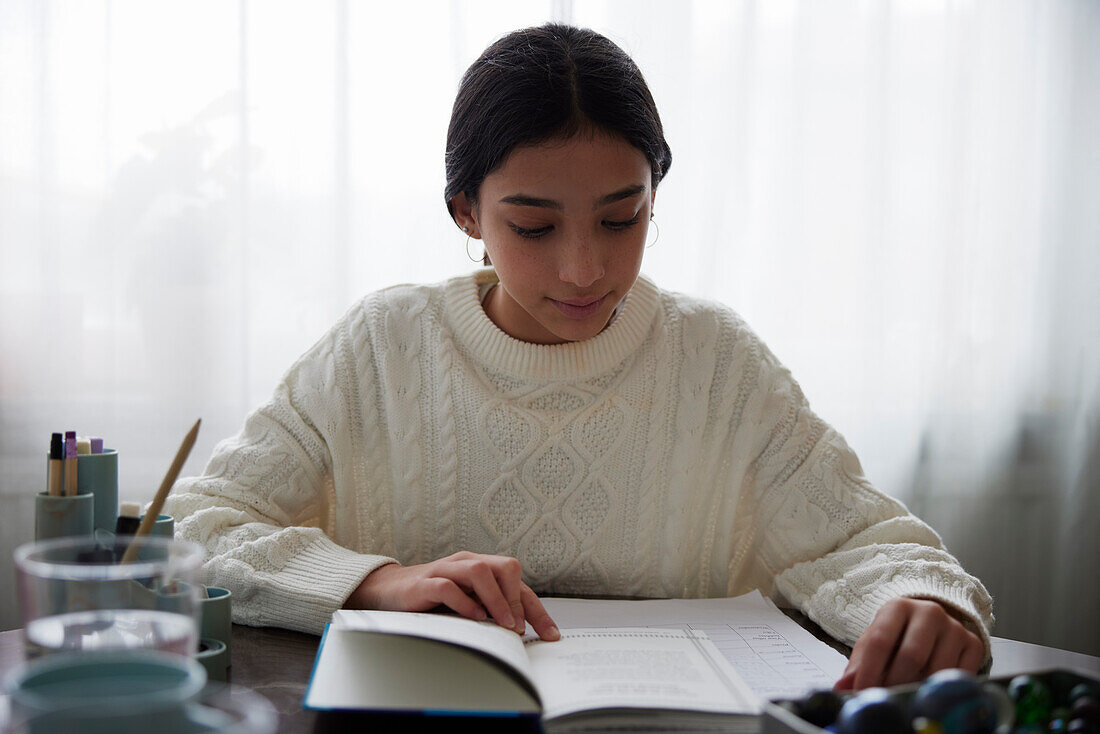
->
[834,597,984,691]
[344,551,561,641]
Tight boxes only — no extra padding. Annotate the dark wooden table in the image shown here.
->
[0,611,842,734]
[4,615,1096,734]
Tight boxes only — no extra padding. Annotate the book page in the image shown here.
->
[304,627,540,714]
[331,609,535,691]
[539,591,848,699]
[524,627,760,721]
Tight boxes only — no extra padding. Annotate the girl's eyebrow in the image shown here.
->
[594,184,647,209]
[498,183,648,211]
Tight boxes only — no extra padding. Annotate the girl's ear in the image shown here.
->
[450,192,481,238]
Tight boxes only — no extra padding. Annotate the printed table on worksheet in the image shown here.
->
[648,621,836,698]
[540,591,849,699]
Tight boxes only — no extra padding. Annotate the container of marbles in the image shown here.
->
[762,667,1100,734]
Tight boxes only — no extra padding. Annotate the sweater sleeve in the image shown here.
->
[736,342,995,667]
[163,322,395,636]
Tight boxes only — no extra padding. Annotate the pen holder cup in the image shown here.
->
[34,492,94,541]
[134,514,174,561]
[200,587,232,662]
[140,513,174,538]
[4,649,206,734]
[76,449,118,535]
[13,535,204,660]
[196,638,228,682]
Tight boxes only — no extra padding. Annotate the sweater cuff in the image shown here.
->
[834,578,995,673]
[256,535,396,635]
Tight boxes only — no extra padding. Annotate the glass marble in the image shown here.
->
[1010,675,1052,726]
[1065,717,1097,734]
[1069,685,1100,706]
[911,669,998,734]
[797,690,844,728]
[913,716,946,734]
[836,688,908,734]
[1070,697,1100,724]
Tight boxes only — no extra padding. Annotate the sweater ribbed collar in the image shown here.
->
[445,269,660,380]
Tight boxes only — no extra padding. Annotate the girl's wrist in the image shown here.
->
[344,561,403,609]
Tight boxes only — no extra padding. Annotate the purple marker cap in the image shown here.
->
[65,431,77,459]
[90,437,104,454]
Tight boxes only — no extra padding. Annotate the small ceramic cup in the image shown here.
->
[196,637,229,682]
[200,586,233,663]
[132,514,174,561]
[34,492,94,541]
[140,513,174,538]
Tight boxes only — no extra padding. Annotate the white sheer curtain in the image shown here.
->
[2,0,1096,655]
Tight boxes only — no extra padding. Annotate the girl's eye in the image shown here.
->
[604,216,640,231]
[510,224,553,239]
[509,216,640,239]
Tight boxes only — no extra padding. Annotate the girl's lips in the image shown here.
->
[550,295,606,320]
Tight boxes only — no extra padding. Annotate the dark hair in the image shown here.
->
[444,23,672,223]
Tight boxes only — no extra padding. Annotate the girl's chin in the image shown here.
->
[540,311,613,343]
[494,295,612,344]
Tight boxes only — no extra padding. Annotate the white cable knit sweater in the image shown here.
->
[165,269,994,659]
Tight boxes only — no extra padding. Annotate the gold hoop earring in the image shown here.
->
[647,217,660,248]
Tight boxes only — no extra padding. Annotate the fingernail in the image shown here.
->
[548,625,560,640]
[502,614,515,629]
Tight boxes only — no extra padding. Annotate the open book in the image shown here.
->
[304,609,763,732]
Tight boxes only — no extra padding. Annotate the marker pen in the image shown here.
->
[115,501,142,536]
[90,437,103,454]
[64,431,78,497]
[48,433,63,497]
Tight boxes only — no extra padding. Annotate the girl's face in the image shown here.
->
[452,133,654,345]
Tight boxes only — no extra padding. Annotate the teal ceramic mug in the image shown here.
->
[140,513,175,538]
[34,492,94,541]
[75,449,118,535]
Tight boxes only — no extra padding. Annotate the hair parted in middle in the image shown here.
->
[444,23,672,225]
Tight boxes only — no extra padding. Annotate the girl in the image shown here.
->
[165,23,993,691]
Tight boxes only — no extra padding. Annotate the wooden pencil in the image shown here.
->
[119,418,201,564]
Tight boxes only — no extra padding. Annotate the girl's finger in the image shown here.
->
[834,670,856,691]
[919,621,968,678]
[882,607,938,687]
[957,634,986,673]
[520,584,560,640]
[423,576,488,622]
[443,558,516,631]
[489,556,528,634]
[850,602,909,690]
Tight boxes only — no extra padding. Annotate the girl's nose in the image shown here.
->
[558,235,605,288]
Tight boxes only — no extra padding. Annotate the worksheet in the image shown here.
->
[539,591,848,699]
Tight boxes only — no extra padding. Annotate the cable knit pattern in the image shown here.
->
[165,269,994,664]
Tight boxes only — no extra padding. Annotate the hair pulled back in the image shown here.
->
[444,23,672,223]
